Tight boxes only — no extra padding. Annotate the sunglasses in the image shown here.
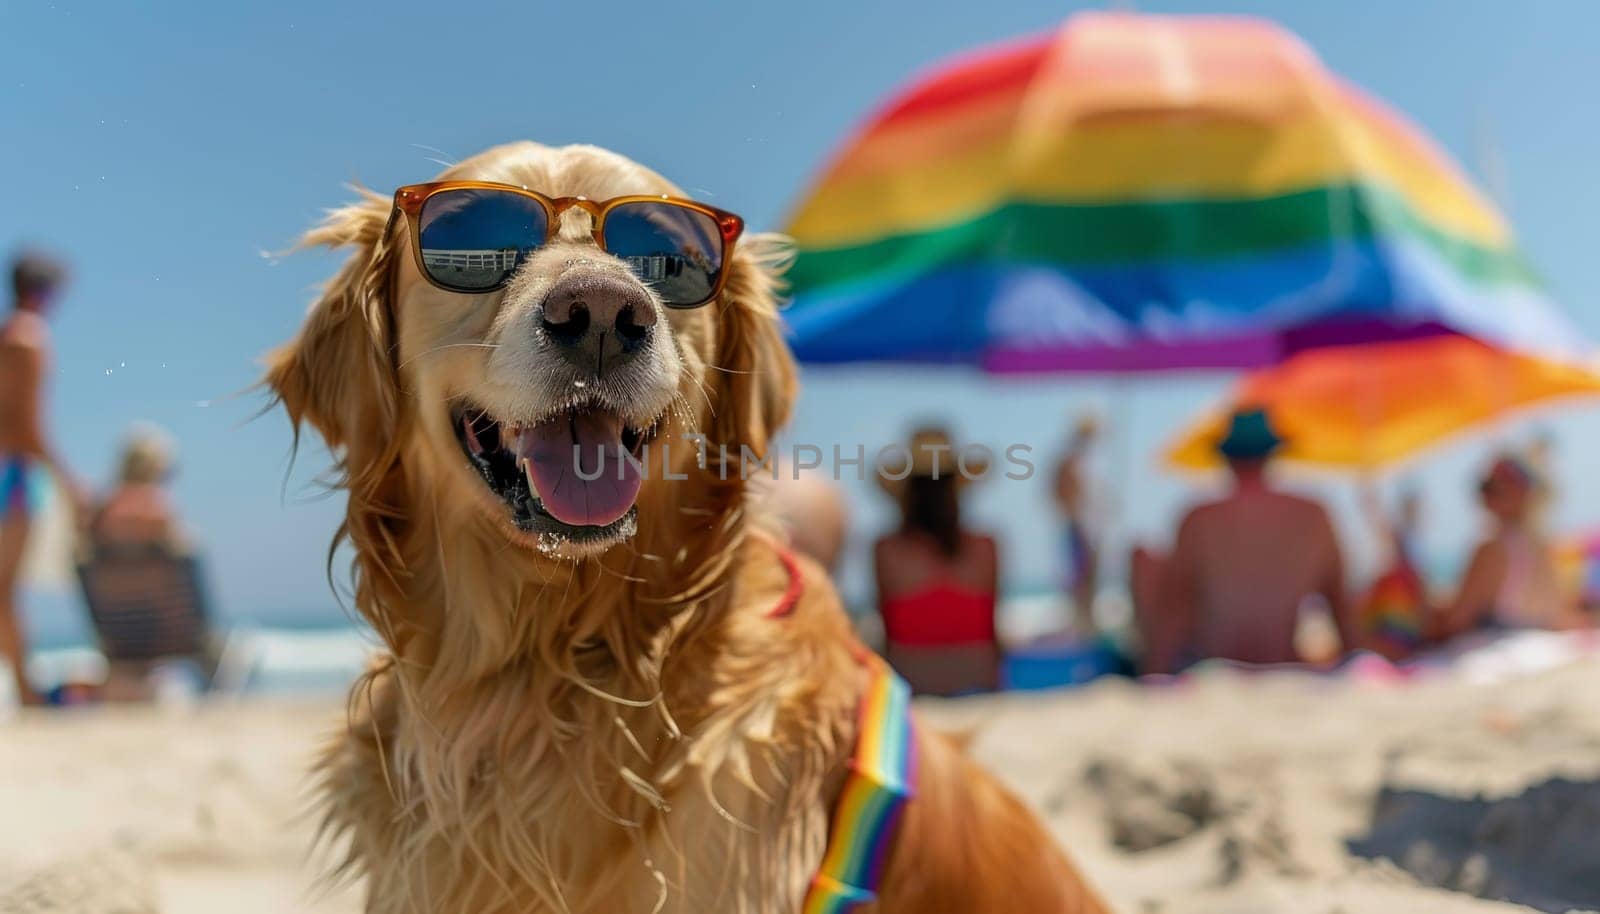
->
[392,181,744,308]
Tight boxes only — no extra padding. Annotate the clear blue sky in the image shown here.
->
[6,0,1600,639]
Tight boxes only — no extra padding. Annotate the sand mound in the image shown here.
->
[918,656,1600,913]
[1082,754,1310,888]
[1350,776,1600,912]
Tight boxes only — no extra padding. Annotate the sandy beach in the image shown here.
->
[3,652,1597,914]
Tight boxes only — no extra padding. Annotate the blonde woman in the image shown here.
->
[83,424,210,701]
[90,424,186,553]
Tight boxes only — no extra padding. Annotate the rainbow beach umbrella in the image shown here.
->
[784,12,1578,372]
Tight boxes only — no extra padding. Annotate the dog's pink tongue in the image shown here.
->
[515,411,641,527]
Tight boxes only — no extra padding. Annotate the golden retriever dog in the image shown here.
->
[266,141,1108,914]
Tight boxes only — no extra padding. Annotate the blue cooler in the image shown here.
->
[1002,636,1123,691]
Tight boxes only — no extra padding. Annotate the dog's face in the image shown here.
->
[268,142,794,565]
[397,148,708,557]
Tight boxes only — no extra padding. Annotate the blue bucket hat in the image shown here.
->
[1216,408,1283,460]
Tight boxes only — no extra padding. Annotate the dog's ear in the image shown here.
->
[265,191,420,648]
[264,190,400,452]
[708,233,798,458]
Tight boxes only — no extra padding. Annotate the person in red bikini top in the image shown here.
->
[872,425,1000,696]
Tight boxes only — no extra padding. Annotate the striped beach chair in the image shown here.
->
[76,545,216,685]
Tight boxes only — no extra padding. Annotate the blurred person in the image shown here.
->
[762,460,849,574]
[1053,412,1100,633]
[1361,481,1422,574]
[0,251,84,706]
[874,426,1000,695]
[90,423,186,552]
[1524,429,1558,529]
[79,425,209,702]
[1355,481,1427,660]
[1432,455,1585,637]
[1143,409,1352,673]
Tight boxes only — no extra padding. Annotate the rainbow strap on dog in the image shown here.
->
[801,653,917,914]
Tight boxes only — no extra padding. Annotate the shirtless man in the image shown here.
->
[1144,409,1351,673]
[0,252,82,705]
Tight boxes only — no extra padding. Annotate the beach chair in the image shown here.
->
[75,544,219,693]
[885,642,1000,697]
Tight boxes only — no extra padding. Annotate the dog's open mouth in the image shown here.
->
[451,402,660,548]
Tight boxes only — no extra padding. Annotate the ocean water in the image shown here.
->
[20,583,1085,696]
[22,584,355,650]
[19,584,374,696]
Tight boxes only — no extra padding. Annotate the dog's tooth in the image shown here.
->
[521,457,542,501]
[463,415,484,454]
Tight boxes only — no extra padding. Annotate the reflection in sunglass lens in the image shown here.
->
[418,189,548,291]
[604,202,723,307]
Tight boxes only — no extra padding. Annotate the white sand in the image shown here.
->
[0,701,359,914]
[3,658,1598,913]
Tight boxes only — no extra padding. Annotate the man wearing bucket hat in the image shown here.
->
[873,425,1000,695]
[1144,408,1352,673]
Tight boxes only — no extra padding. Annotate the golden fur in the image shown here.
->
[266,141,1108,913]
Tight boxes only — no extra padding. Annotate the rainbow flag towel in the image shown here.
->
[801,654,917,913]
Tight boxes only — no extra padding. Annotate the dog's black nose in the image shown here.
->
[540,272,657,375]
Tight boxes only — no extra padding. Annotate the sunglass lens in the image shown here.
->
[604,202,723,307]
[418,189,548,292]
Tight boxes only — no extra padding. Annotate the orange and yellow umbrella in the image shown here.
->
[1166,336,1600,471]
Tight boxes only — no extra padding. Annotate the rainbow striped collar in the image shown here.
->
[801,652,917,913]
